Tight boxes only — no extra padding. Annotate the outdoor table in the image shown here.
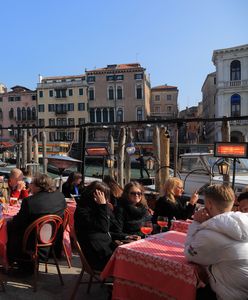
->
[170,219,192,234]
[101,231,198,300]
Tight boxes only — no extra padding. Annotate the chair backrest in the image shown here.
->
[63,208,70,230]
[22,215,63,254]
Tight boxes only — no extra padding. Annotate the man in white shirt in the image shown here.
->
[184,184,248,300]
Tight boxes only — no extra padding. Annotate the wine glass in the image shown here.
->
[140,221,153,238]
[157,216,168,233]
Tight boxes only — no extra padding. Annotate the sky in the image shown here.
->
[1,0,247,109]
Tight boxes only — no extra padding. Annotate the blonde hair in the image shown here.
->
[164,177,183,203]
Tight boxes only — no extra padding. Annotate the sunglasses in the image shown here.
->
[130,192,142,196]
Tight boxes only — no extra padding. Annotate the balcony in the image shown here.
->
[220,80,248,89]
[55,110,68,115]
[230,119,248,126]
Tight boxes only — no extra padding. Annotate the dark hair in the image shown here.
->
[103,175,123,198]
[121,181,148,207]
[237,192,248,203]
[79,181,110,207]
[32,173,56,193]
[66,172,82,185]
[204,184,235,209]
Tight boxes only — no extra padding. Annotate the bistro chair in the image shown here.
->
[70,232,103,300]
[62,208,72,268]
[22,214,64,292]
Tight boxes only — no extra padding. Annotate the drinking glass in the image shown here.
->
[140,221,153,238]
[157,216,168,233]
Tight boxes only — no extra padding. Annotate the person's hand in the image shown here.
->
[17,181,26,192]
[189,190,199,205]
[94,189,106,205]
[126,235,141,241]
[193,208,210,223]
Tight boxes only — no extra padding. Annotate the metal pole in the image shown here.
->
[221,118,230,185]
[173,124,179,177]
[27,129,32,174]
[232,158,236,190]
[79,127,86,186]
[117,127,126,187]
[124,128,132,184]
[22,129,27,170]
[153,126,161,192]
[16,125,21,169]
[42,131,47,174]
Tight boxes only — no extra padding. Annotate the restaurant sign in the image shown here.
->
[214,142,248,158]
[86,147,109,156]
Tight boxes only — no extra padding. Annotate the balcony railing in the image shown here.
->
[55,110,68,115]
[221,80,248,88]
[230,119,248,126]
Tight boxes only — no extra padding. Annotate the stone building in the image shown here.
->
[37,74,88,142]
[212,44,248,142]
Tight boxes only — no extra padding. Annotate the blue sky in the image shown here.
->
[1,0,247,109]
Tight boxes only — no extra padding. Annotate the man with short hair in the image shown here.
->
[185,184,248,300]
[8,168,29,200]
[237,191,248,213]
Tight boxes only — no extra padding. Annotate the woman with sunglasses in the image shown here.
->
[114,181,150,238]
[152,177,198,227]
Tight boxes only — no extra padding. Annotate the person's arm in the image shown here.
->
[7,197,30,232]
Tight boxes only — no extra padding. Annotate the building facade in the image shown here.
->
[0,85,37,141]
[212,44,248,142]
[86,63,151,141]
[37,74,88,142]
[201,72,216,143]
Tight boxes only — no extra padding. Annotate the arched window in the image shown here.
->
[17,107,21,121]
[27,107,31,120]
[136,84,143,99]
[0,108,3,120]
[231,94,241,117]
[22,107,27,121]
[96,108,101,122]
[109,108,114,122]
[108,86,114,100]
[116,108,123,122]
[9,108,14,119]
[89,108,95,123]
[117,86,123,100]
[136,107,143,121]
[103,108,108,122]
[230,60,241,81]
[88,87,95,101]
[32,107,36,120]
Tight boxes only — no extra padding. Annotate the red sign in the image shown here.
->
[214,142,248,158]
[86,147,109,156]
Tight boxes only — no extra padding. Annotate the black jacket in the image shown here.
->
[152,196,195,226]
[62,181,81,198]
[7,191,66,262]
[114,201,149,236]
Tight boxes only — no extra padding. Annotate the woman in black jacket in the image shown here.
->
[62,172,82,199]
[114,181,150,237]
[74,181,117,271]
[152,177,198,227]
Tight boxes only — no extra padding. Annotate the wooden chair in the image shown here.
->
[22,214,64,292]
[70,232,103,300]
[62,208,71,268]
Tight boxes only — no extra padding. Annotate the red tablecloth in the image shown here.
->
[101,231,197,300]
[170,220,192,234]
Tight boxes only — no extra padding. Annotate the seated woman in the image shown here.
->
[74,181,117,271]
[103,175,123,208]
[7,173,66,271]
[114,181,150,237]
[62,172,82,200]
[237,192,248,212]
[152,177,198,226]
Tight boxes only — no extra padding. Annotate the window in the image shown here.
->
[106,75,115,81]
[69,89,73,96]
[32,107,36,120]
[27,107,31,120]
[39,91,43,98]
[55,104,67,114]
[117,86,123,100]
[230,60,241,81]
[87,76,95,83]
[68,118,74,125]
[79,88,83,96]
[0,108,3,120]
[78,118,85,125]
[167,106,172,112]
[32,95,36,101]
[15,96,21,101]
[134,74,143,80]
[55,89,67,98]
[22,107,27,120]
[89,109,95,122]
[48,104,55,112]
[167,95,172,100]
[116,74,124,81]
[49,118,55,126]
[96,108,101,122]
[109,108,114,122]
[155,95,160,101]
[78,103,85,111]
[67,103,74,111]
[116,108,123,122]
[154,106,160,113]
[102,108,108,122]
[8,97,14,102]
[38,104,45,112]
[9,108,14,119]
[38,119,45,126]
[62,118,67,126]
[89,87,95,100]
[231,94,241,117]
[49,90,53,97]
[137,107,143,121]
[17,107,21,121]
[108,86,114,100]
[49,132,55,141]
[67,132,74,141]
[57,118,62,126]
[136,84,143,99]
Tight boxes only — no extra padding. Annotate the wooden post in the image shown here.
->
[33,137,39,174]
[160,127,170,194]
[108,132,115,178]
[153,126,161,192]
[78,127,86,185]
[22,129,27,170]
[27,130,32,175]
[42,131,47,174]
[173,124,179,177]
[221,118,230,186]
[117,127,126,188]
[124,128,132,184]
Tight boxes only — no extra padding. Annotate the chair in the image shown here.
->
[70,231,103,300]
[22,214,64,292]
[62,208,71,268]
